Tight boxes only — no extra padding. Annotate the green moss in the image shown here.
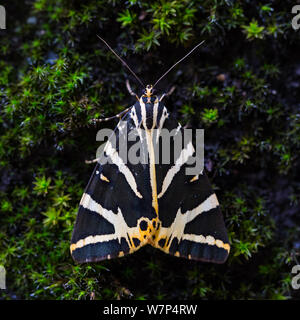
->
[0,0,299,300]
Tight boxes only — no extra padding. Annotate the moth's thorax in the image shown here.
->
[138,96,160,130]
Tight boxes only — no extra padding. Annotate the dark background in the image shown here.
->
[0,0,299,299]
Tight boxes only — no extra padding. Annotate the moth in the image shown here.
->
[70,37,230,264]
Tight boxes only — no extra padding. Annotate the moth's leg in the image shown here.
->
[91,106,132,123]
[126,79,139,100]
[85,157,100,164]
[159,86,176,102]
[126,79,136,96]
[90,80,137,123]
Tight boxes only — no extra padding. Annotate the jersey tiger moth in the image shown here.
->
[70,37,230,264]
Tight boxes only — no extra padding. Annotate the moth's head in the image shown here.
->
[139,84,159,104]
[143,84,154,98]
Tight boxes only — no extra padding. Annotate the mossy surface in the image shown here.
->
[0,0,299,300]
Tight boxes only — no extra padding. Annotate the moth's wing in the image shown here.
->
[153,105,230,263]
[70,104,157,263]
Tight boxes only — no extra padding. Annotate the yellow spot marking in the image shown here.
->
[132,217,160,247]
[100,174,110,182]
[190,175,199,182]
[224,243,230,252]
[70,244,76,253]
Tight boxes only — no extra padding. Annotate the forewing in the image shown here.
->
[152,106,230,263]
[70,104,157,263]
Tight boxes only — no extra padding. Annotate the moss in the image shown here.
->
[0,0,299,300]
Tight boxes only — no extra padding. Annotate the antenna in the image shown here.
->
[96,35,145,88]
[153,40,205,88]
